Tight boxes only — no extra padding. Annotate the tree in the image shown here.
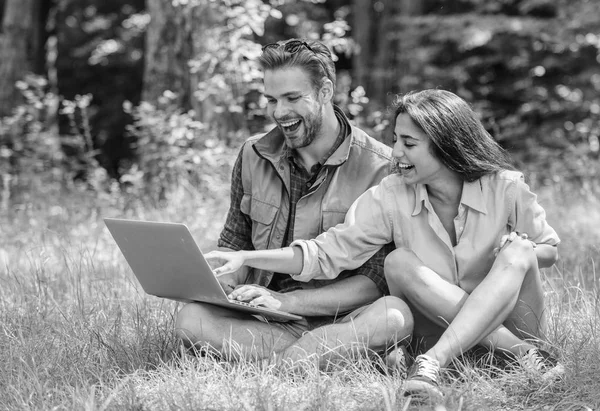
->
[0,0,50,116]
[350,0,422,102]
[53,0,145,177]
[351,0,373,93]
[142,0,208,110]
[379,0,600,185]
[143,0,270,143]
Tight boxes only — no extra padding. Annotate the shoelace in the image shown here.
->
[523,349,546,371]
[531,351,545,370]
[413,356,440,382]
[521,349,565,382]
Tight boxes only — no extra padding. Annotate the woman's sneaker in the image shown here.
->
[519,348,565,382]
[402,354,443,400]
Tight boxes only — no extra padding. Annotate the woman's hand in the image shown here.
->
[493,231,536,257]
[205,250,246,275]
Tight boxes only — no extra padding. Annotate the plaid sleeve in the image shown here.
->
[342,242,394,295]
[217,145,254,251]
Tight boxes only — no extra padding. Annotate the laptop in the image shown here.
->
[104,218,302,322]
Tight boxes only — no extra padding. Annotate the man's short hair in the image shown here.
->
[258,39,336,92]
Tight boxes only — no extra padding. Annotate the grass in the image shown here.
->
[1,165,600,410]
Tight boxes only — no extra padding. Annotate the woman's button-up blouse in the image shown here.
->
[290,170,560,293]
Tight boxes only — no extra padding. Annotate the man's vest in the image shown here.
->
[240,112,392,287]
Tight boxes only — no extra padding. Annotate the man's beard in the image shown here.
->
[281,105,324,149]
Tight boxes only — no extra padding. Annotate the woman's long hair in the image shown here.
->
[392,90,513,182]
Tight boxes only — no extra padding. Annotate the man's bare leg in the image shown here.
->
[175,302,298,361]
[176,296,413,369]
[281,296,414,368]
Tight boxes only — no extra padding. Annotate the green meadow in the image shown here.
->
[1,159,599,410]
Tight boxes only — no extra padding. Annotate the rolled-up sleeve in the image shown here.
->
[290,180,394,282]
[512,175,560,246]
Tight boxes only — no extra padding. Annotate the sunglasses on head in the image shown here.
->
[261,40,316,54]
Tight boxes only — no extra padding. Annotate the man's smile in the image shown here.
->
[279,118,302,132]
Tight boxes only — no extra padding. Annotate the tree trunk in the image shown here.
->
[352,0,373,94]
[0,0,36,116]
[399,0,425,16]
[142,0,247,142]
[369,0,424,106]
[143,0,190,108]
[371,0,400,105]
[0,0,5,23]
[31,0,51,75]
[143,0,218,111]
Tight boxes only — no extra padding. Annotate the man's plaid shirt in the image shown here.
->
[218,111,391,294]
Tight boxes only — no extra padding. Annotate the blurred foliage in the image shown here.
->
[54,0,146,177]
[186,0,273,143]
[1,0,599,205]
[121,0,358,204]
[122,0,276,204]
[122,92,230,204]
[372,0,600,190]
[0,74,111,207]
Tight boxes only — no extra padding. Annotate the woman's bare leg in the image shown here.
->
[423,237,538,367]
[385,238,543,366]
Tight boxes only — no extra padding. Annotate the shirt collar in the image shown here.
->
[412,184,428,216]
[411,179,487,216]
[460,179,488,214]
[286,109,348,172]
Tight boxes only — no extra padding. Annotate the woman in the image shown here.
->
[206,89,563,399]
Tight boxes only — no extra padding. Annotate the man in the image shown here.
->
[175,39,413,367]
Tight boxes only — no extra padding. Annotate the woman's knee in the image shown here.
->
[384,247,418,286]
[495,238,537,274]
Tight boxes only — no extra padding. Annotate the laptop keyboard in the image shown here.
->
[229,299,279,313]
[229,299,255,307]
[227,297,301,321]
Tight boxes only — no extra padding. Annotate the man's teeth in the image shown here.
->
[280,119,301,128]
[397,163,414,169]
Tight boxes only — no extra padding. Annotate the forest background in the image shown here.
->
[1,0,600,410]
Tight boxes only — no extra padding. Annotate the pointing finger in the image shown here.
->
[213,264,232,276]
[204,251,218,260]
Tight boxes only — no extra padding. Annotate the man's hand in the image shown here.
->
[228,284,286,311]
[205,250,245,275]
